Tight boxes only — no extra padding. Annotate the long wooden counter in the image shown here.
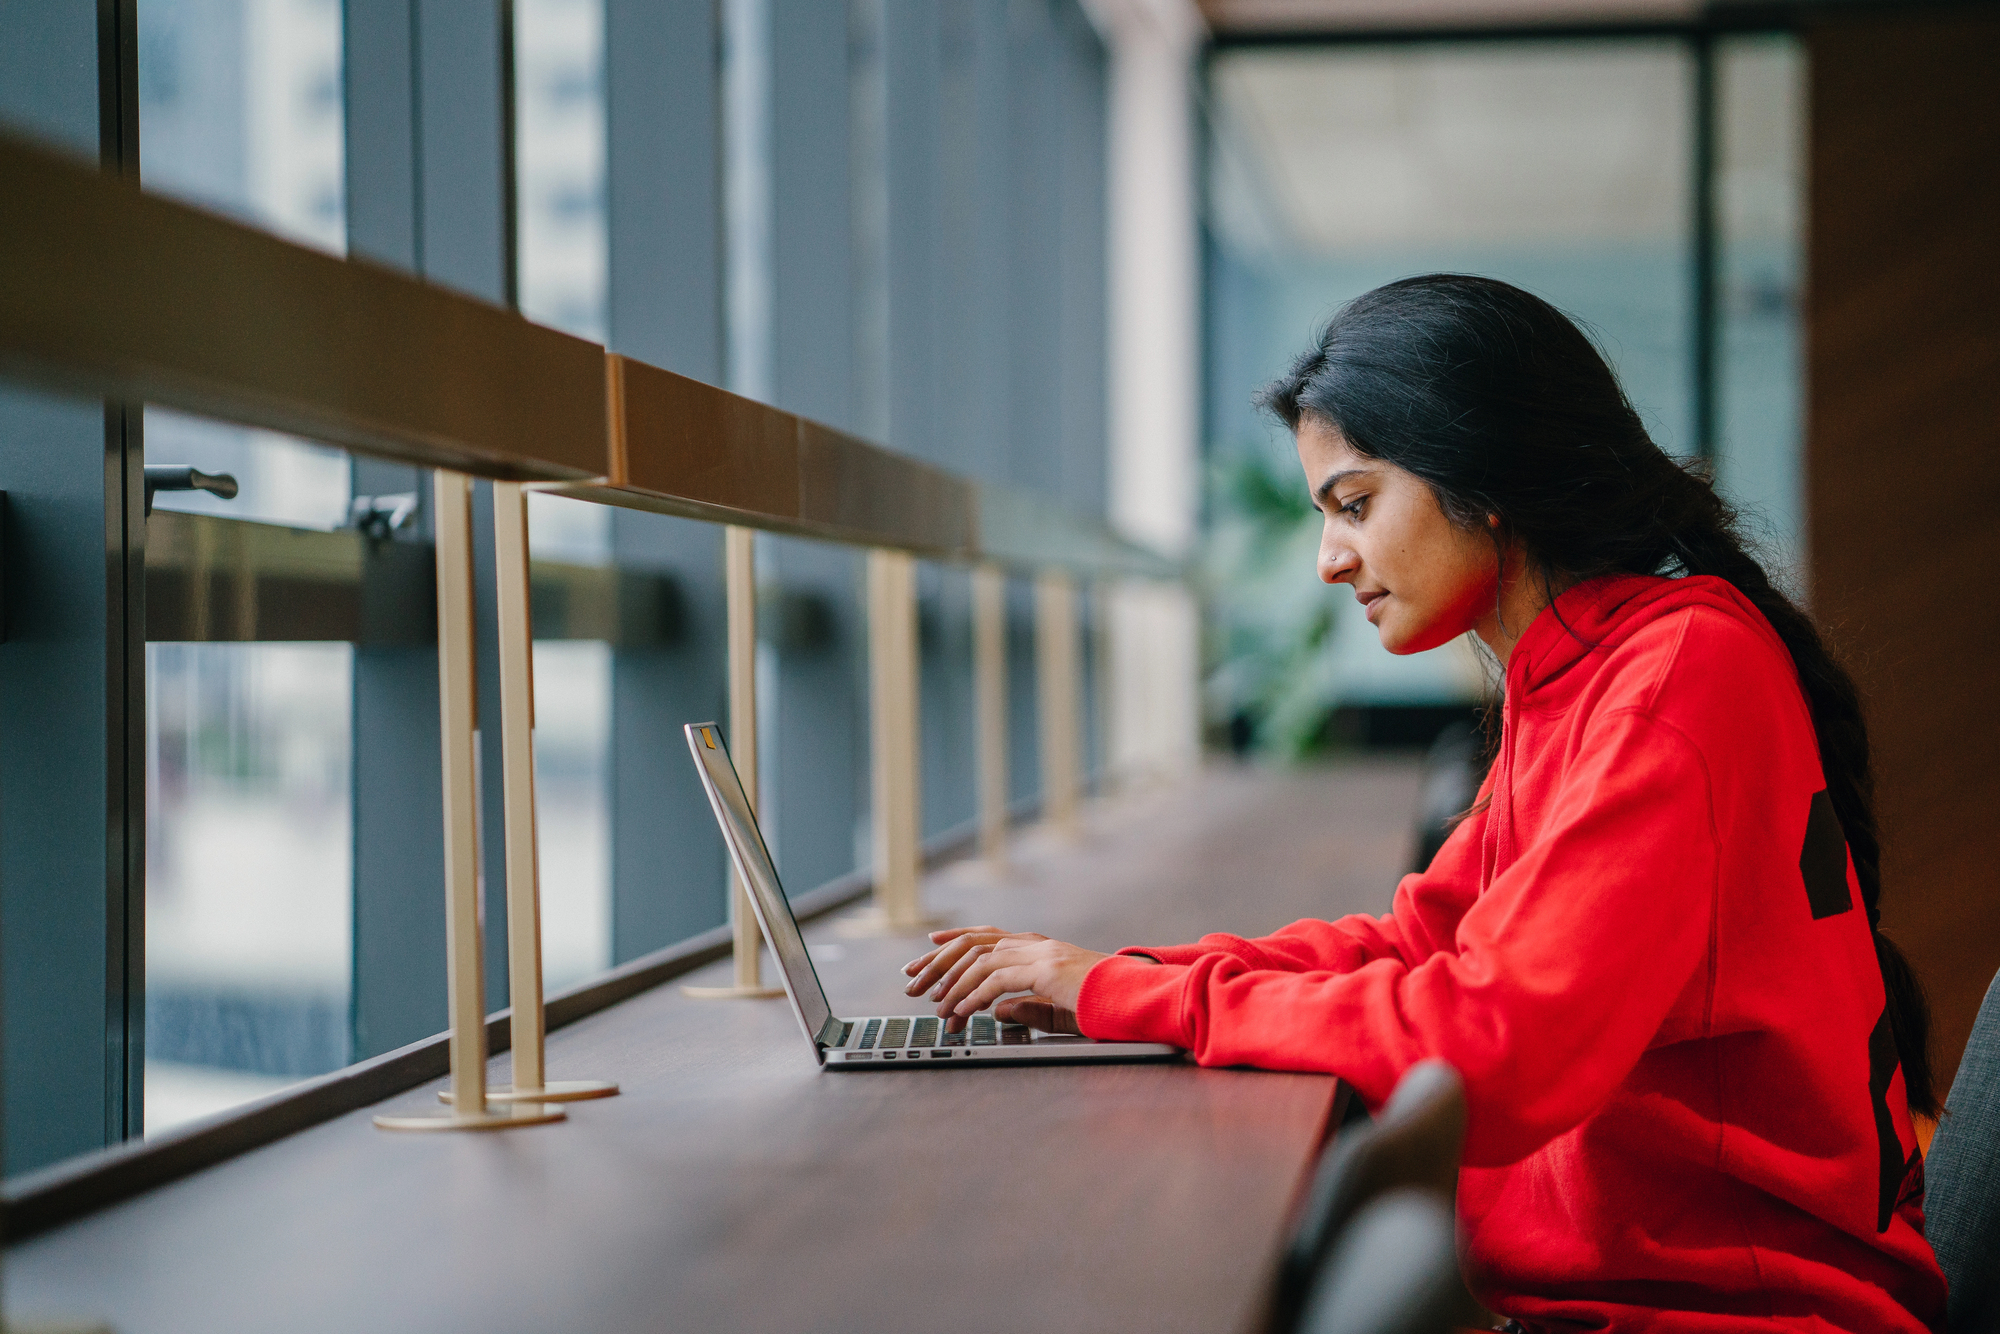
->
[4,762,1420,1334]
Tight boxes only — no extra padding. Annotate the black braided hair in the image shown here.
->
[1257,273,1935,1115]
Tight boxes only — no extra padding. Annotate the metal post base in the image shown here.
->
[834,907,952,938]
[439,1079,620,1105]
[680,983,786,999]
[373,1103,565,1132]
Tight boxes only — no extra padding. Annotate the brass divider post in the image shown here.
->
[684,526,785,998]
[441,481,619,1102]
[973,562,1009,868]
[374,471,563,1133]
[1035,569,1082,837]
[841,548,944,936]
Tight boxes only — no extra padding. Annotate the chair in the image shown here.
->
[1926,967,2000,1333]
[1270,1061,1478,1334]
[1296,1190,1470,1334]
[1412,721,1485,873]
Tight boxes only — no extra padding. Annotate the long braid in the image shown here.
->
[1650,466,1937,1116]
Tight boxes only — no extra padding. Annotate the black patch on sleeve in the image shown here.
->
[1868,1003,1904,1233]
[1799,789,1854,920]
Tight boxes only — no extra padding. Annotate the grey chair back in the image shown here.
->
[1928,968,2000,1333]
[1296,1190,1468,1334]
[1271,1061,1472,1334]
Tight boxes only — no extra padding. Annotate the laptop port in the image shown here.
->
[930,1050,949,1058]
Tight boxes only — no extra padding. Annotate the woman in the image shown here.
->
[904,276,1947,1331]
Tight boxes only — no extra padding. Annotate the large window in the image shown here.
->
[138,0,356,1134]
[1716,36,1805,594]
[0,0,1112,1176]
[1202,35,1803,754]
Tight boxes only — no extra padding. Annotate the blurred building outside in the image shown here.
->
[1200,33,1803,757]
[135,0,615,1134]
[116,0,1808,1132]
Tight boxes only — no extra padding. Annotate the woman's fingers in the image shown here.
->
[934,937,1047,1022]
[933,925,1004,943]
[933,945,1009,1022]
[927,942,996,1000]
[904,932,1001,996]
[950,965,1038,1023]
[901,926,1006,979]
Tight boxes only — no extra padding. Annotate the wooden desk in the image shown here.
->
[5,762,1418,1334]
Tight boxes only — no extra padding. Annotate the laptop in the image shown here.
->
[685,722,1181,1070]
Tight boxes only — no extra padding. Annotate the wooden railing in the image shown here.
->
[0,127,1180,1147]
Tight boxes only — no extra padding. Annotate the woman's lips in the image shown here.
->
[1359,590,1388,624]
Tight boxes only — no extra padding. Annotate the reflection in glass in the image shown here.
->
[1204,42,1692,747]
[533,642,612,991]
[146,643,352,1134]
[515,0,607,341]
[139,0,345,253]
[1716,36,1804,596]
[137,0,355,1134]
[516,7,615,993]
[139,0,351,534]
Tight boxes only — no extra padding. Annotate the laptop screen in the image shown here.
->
[683,723,835,1042]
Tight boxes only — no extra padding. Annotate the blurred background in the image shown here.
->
[1203,34,1802,757]
[0,0,1992,1176]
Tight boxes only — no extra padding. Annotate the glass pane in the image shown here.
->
[1716,35,1805,595]
[139,0,346,253]
[139,0,351,531]
[137,0,358,1135]
[1204,41,1691,749]
[515,0,607,341]
[146,641,352,1135]
[533,642,612,992]
[524,493,612,994]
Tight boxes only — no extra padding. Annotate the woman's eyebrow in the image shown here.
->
[1313,468,1368,508]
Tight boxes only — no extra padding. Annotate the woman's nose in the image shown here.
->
[1319,539,1357,585]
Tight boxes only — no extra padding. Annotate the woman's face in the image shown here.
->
[1295,415,1500,655]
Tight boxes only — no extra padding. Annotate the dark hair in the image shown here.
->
[1257,274,1935,1116]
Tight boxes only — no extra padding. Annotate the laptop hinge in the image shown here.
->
[815,1015,848,1050]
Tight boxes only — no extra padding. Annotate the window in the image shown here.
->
[1204,40,1699,749]
[137,0,356,1135]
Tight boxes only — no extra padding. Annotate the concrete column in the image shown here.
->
[1081,0,1204,787]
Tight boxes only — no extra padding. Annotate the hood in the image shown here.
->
[1504,573,1793,703]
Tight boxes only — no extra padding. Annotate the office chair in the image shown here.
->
[1270,1061,1477,1334]
[1295,1189,1469,1334]
[1926,967,2000,1333]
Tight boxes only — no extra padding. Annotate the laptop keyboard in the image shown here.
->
[852,1014,999,1050]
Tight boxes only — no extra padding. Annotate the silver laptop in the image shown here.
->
[685,722,1180,1070]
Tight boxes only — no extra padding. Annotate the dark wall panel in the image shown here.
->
[0,0,145,1170]
[605,0,732,961]
[764,0,865,895]
[1808,9,2000,1096]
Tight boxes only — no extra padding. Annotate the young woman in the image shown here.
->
[903,276,1948,1331]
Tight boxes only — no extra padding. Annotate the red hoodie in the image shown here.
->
[1078,574,1947,1332]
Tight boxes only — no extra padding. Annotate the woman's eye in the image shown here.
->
[1339,496,1366,520]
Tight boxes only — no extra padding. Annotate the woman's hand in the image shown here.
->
[902,926,1110,1034]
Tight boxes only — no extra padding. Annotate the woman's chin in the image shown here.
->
[1378,617,1456,656]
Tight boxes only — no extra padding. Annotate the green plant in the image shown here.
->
[1202,448,1343,758]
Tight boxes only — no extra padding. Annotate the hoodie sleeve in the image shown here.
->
[1113,780,1492,973]
[1077,705,1718,1168]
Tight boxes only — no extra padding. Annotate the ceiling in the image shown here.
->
[1197,0,1706,35]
